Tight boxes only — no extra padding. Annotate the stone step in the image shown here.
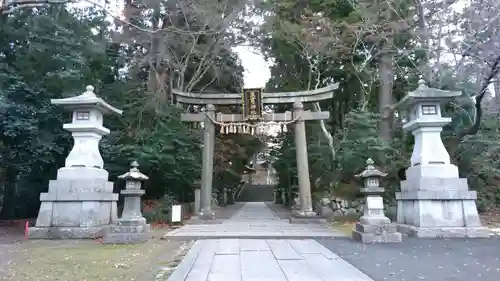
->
[164,202,346,240]
[236,184,275,202]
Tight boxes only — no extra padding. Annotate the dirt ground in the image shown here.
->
[0,226,189,281]
[480,207,500,227]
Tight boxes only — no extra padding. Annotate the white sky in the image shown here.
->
[233,46,271,89]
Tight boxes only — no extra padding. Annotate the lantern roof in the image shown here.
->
[355,158,388,179]
[396,80,460,109]
[51,85,123,115]
[118,161,149,181]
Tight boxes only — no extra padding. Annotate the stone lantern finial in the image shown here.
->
[417,79,427,89]
[83,85,96,97]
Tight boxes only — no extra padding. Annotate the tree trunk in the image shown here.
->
[379,51,394,140]
[378,6,394,140]
[494,79,500,117]
[0,168,17,219]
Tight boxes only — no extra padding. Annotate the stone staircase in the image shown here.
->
[236,184,275,202]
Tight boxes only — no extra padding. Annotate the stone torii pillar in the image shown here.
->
[293,101,315,216]
[199,104,216,220]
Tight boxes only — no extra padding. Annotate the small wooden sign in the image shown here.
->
[171,205,182,223]
[242,88,263,121]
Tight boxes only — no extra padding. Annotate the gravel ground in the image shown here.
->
[0,226,23,273]
[318,237,500,281]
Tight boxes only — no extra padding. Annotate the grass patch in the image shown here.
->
[152,241,192,281]
[331,221,355,236]
[2,229,185,281]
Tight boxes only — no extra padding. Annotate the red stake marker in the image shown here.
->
[24,221,29,240]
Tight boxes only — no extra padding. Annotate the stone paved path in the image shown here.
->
[163,203,367,280]
[165,239,374,281]
[163,202,500,281]
[164,202,345,240]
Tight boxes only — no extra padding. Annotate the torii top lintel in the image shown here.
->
[172,83,339,105]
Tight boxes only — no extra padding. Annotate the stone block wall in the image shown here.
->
[315,196,397,221]
[315,197,362,219]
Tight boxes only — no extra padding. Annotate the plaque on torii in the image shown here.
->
[242,88,263,121]
[173,84,339,222]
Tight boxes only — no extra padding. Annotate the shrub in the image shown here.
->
[142,194,176,224]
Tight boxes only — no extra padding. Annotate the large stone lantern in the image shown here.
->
[399,80,459,171]
[57,86,122,169]
[352,158,402,243]
[395,80,489,238]
[29,85,122,239]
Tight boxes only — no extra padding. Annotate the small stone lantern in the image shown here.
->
[352,158,402,243]
[356,159,388,222]
[103,161,150,244]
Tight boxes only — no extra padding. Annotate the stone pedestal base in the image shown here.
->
[211,198,220,210]
[289,210,326,224]
[397,224,490,238]
[186,216,221,225]
[28,226,108,239]
[396,166,486,238]
[29,167,118,239]
[194,188,201,214]
[103,223,151,244]
[198,210,216,220]
[352,223,402,243]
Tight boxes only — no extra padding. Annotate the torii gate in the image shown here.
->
[173,84,338,220]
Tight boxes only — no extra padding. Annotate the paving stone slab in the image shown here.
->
[165,239,374,281]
